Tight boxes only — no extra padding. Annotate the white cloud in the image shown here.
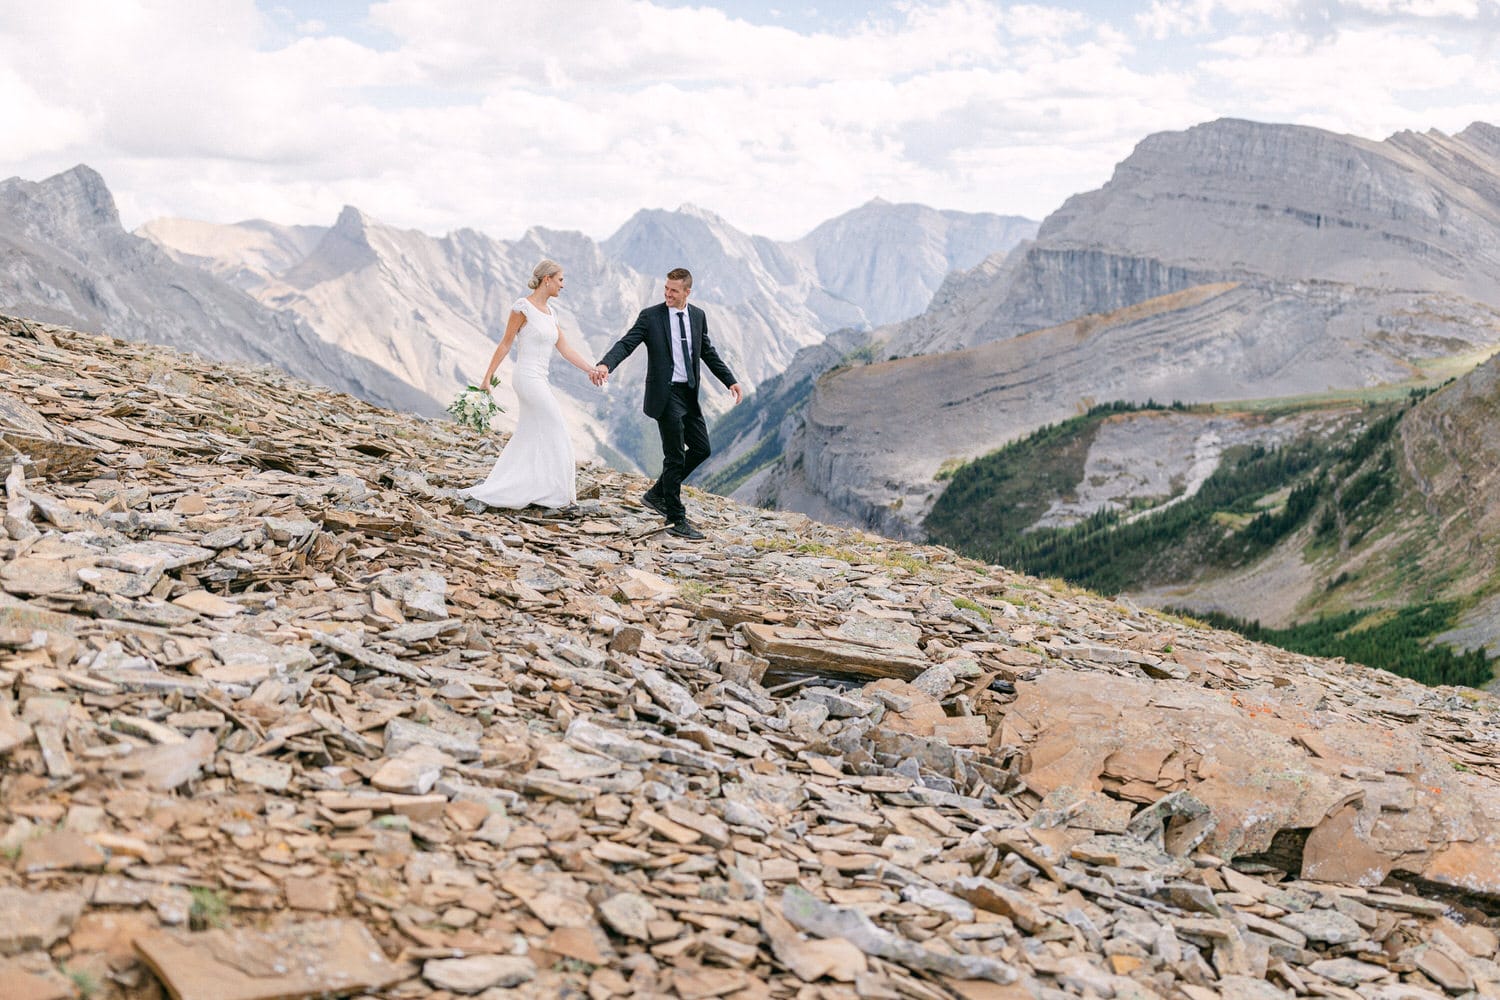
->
[1201,24,1497,137]
[0,0,1496,242]
[0,66,91,162]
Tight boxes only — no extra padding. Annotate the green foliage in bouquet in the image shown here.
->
[447,377,503,433]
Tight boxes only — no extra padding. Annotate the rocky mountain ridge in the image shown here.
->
[2,314,1499,999]
[750,118,1500,537]
[928,119,1500,352]
[0,166,437,419]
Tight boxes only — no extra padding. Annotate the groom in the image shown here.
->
[592,267,741,539]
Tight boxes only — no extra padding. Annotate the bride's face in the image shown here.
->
[547,271,565,296]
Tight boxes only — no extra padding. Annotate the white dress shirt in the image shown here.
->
[670,308,692,383]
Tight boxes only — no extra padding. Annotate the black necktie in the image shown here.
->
[677,311,695,386]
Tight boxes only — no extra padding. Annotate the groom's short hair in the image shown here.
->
[667,267,693,288]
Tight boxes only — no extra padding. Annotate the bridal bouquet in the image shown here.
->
[447,378,503,433]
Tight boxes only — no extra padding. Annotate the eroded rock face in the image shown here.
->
[764,117,1500,537]
[968,118,1500,348]
[1,314,1499,999]
[0,168,442,419]
[1005,671,1500,896]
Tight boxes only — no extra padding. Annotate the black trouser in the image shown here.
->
[650,382,711,521]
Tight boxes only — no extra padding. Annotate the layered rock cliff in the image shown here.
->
[761,119,1500,535]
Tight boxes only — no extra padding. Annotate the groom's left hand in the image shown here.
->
[729,383,742,405]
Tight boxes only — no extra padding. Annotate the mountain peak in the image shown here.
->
[34,164,122,231]
[331,204,372,236]
[1457,121,1500,158]
[282,205,378,288]
[676,202,712,216]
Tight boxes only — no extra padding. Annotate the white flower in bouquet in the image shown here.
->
[447,377,504,433]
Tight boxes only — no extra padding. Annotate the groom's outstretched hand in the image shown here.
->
[729,383,742,405]
[589,364,609,387]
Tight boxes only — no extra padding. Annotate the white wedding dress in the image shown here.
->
[459,297,576,509]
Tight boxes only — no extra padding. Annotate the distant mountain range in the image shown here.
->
[1,162,1034,473]
[131,186,1031,471]
[0,166,436,416]
[742,118,1500,539]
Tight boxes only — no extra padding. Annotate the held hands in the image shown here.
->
[589,364,609,387]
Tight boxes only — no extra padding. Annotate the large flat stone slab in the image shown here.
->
[133,919,406,1000]
[0,888,86,955]
[741,622,930,682]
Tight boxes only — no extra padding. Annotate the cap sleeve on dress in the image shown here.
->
[512,297,532,316]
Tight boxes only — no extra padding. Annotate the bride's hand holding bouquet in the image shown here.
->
[447,376,503,433]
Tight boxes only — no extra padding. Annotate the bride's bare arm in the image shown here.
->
[554,329,597,375]
[481,311,526,387]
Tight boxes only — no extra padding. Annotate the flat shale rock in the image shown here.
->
[421,954,536,993]
[1003,670,1500,890]
[741,621,930,681]
[0,888,85,955]
[0,960,73,1000]
[16,829,106,873]
[133,920,405,1000]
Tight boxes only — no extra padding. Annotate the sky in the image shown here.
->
[1,0,1497,242]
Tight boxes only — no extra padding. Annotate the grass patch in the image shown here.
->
[1414,343,1500,381]
[934,457,968,482]
[1155,610,1211,630]
[951,596,992,622]
[676,579,712,602]
[876,551,930,576]
[189,887,230,930]
[62,965,100,999]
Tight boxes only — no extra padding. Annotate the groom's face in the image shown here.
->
[664,278,691,310]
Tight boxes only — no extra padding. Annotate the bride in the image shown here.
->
[459,259,596,510]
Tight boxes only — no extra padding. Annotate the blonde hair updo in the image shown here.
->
[527,259,562,290]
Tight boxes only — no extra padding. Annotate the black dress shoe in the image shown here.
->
[667,519,705,539]
[641,492,670,519]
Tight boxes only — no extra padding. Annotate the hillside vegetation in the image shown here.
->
[925,391,1499,687]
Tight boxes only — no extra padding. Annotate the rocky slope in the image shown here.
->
[908,345,1500,659]
[2,315,1500,999]
[0,167,438,418]
[1135,347,1500,650]
[758,119,1500,534]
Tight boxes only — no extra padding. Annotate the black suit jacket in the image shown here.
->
[599,302,738,418]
